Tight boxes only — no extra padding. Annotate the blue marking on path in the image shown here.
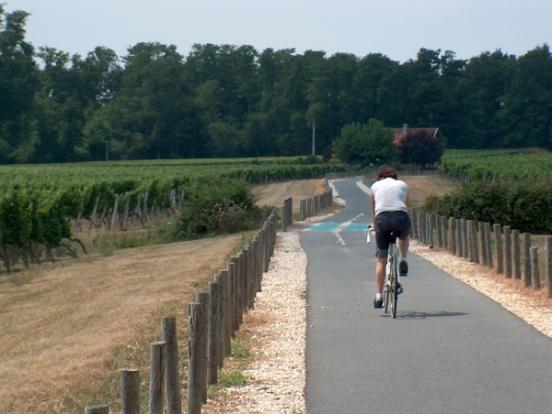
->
[305,222,369,232]
[306,222,340,232]
[345,223,369,232]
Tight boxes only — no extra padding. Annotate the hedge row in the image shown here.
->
[423,180,552,234]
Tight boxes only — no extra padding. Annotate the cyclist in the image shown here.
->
[370,166,411,309]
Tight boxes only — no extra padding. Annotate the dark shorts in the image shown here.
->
[375,210,411,258]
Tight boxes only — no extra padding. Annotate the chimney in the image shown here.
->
[402,123,408,134]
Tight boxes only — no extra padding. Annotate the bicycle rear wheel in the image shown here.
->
[390,250,399,319]
[391,274,398,319]
[384,285,391,314]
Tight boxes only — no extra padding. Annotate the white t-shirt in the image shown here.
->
[370,177,409,216]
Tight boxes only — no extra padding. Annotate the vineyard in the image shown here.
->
[441,149,552,181]
[428,149,552,233]
[0,157,347,271]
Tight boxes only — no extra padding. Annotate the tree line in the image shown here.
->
[2,6,552,163]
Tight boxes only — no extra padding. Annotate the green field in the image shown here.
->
[441,148,552,181]
[430,149,552,234]
[0,157,347,270]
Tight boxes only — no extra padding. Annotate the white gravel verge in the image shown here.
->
[204,232,307,413]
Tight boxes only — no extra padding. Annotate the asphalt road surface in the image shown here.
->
[301,177,552,414]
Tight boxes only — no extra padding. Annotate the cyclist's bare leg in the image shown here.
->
[398,236,410,259]
[375,257,386,293]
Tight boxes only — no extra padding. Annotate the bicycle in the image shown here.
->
[368,227,403,319]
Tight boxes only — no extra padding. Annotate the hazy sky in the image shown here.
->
[7,0,552,62]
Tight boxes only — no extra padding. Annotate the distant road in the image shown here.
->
[301,177,552,414]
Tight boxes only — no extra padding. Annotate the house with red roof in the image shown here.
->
[392,124,442,146]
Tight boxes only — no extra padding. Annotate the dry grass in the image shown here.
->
[0,235,242,413]
[0,178,325,412]
[252,179,327,213]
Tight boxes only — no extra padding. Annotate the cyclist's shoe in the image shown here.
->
[373,297,384,309]
[399,260,408,277]
[396,283,403,295]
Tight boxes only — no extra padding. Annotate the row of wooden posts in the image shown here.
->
[298,189,334,223]
[411,209,552,298]
[85,210,279,414]
[280,189,333,232]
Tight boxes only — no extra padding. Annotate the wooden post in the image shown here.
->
[429,213,436,247]
[246,246,254,309]
[221,270,231,357]
[420,213,427,244]
[440,216,447,249]
[207,281,219,384]
[545,236,552,298]
[467,220,475,262]
[411,209,418,240]
[530,247,541,289]
[479,222,487,266]
[455,218,462,257]
[256,237,263,293]
[494,224,503,274]
[461,219,469,259]
[503,226,512,278]
[484,222,493,268]
[228,262,237,337]
[110,194,120,231]
[161,317,182,414]
[149,341,166,414]
[457,218,464,257]
[216,273,225,369]
[436,214,443,248]
[121,369,140,414]
[522,233,532,287]
[448,217,456,254]
[239,250,247,319]
[85,406,109,414]
[233,255,241,329]
[196,292,209,404]
[187,303,203,414]
[288,197,293,226]
[470,220,479,263]
[122,199,130,231]
[512,229,521,279]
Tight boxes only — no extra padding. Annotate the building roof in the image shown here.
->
[392,127,440,145]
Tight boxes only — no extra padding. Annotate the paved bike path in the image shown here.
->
[302,177,552,414]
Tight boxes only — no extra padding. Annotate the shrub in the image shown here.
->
[396,129,444,167]
[174,179,261,238]
[422,180,552,234]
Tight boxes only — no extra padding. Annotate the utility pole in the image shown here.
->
[311,118,316,156]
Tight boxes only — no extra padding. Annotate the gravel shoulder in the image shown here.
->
[204,232,307,413]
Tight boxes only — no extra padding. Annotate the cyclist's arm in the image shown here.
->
[370,193,376,227]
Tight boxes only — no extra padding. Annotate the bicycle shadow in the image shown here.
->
[381,311,468,320]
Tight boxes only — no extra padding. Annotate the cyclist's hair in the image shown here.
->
[377,165,398,180]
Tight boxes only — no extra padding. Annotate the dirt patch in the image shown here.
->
[0,235,242,413]
[401,174,458,206]
[253,179,327,213]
